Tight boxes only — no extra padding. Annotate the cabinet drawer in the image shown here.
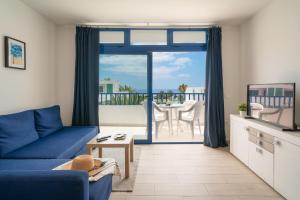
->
[248,127,274,144]
[248,141,274,187]
[248,134,274,153]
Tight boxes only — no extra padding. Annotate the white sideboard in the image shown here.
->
[230,114,300,200]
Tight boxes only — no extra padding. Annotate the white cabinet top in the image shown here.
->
[230,114,300,147]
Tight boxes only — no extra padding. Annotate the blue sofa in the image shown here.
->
[0,106,112,200]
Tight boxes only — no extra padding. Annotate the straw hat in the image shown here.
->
[71,155,95,171]
[56,155,103,176]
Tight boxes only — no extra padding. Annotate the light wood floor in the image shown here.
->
[110,144,284,200]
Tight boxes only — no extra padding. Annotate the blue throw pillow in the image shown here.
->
[0,110,39,156]
[34,105,63,137]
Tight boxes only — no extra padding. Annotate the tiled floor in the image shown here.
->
[110,144,284,200]
[100,123,204,142]
[152,123,204,142]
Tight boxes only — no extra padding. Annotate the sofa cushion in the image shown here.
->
[3,126,97,159]
[0,159,69,171]
[0,110,39,157]
[34,105,63,137]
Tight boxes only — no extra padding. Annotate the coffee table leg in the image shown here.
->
[87,146,92,155]
[98,147,102,158]
[125,146,130,178]
[130,139,134,162]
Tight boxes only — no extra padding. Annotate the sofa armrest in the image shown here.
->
[0,170,89,200]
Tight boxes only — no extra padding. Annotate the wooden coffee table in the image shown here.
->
[86,134,134,178]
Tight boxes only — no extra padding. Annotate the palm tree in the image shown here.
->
[119,84,136,93]
[178,84,188,93]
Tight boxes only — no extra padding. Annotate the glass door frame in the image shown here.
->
[99,28,208,144]
[99,52,152,144]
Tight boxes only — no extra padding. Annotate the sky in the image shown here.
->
[99,52,206,91]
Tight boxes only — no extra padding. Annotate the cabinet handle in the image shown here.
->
[273,139,281,145]
[256,147,263,154]
[245,127,250,132]
[257,140,263,146]
[257,132,263,138]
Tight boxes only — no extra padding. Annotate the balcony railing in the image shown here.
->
[99,92,205,105]
[249,95,294,108]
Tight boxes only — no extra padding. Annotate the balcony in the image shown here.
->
[99,92,205,142]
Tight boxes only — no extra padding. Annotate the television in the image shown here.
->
[247,83,297,130]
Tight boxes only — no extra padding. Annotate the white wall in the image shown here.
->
[0,0,56,114]
[55,25,241,136]
[222,26,241,137]
[56,25,75,125]
[240,0,300,124]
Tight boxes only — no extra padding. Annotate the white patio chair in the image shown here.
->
[176,100,196,119]
[142,100,171,138]
[177,101,203,138]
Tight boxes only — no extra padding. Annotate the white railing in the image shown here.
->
[99,103,205,127]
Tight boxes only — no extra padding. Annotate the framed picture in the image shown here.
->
[4,36,26,70]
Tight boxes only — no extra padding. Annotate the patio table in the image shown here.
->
[158,103,184,133]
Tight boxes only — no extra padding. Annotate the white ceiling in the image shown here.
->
[22,0,272,25]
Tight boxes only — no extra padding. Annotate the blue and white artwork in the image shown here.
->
[5,36,26,69]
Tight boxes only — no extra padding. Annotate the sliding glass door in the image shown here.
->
[99,28,208,143]
[99,54,150,141]
[152,51,206,142]
[99,51,206,143]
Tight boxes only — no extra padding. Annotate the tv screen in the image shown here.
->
[247,83,296,130]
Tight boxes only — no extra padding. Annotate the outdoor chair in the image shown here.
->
[142,100,171,138]
[177,101,203,138]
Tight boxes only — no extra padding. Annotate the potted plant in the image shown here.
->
[238,103,247,117]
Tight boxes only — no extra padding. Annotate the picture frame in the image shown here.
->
[4,36,26,70]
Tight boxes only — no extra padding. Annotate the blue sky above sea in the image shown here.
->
[99,52,206,92]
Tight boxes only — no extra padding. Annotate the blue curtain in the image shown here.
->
[72,27,99,127]
[204,27,227,148]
